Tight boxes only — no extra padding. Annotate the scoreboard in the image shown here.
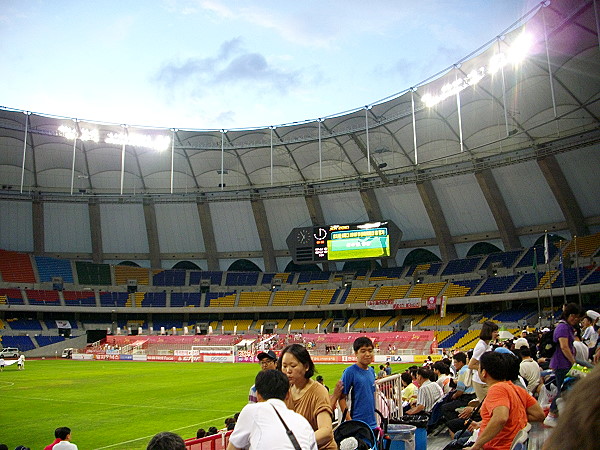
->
[287,221,402,264]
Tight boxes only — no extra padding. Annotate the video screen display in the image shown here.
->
[313,223,391,261]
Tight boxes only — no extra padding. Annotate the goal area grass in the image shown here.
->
[1,359,413,450]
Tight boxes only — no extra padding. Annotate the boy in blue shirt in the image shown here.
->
[338,337,377,429]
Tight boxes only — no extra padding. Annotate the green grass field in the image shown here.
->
[0,359,413,449]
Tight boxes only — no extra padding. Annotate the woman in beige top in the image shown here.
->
[278,344,336,450]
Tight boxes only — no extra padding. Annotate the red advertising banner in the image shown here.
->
[366,298,421,310]
[426,296,437,310]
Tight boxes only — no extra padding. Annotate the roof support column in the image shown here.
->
[32,198,44,254]
[142,197,161,268]
[196,196,219,271]
[475,169,521,249]
[416,180,457,261]
[537,154,588,237]
[251,197,277,272]
[88,198,103,263]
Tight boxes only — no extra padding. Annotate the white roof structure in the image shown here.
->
[0,0,598,269]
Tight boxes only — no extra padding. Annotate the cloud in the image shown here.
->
[154,38,302,94]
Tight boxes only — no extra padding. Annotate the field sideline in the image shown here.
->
[0,359,413,449]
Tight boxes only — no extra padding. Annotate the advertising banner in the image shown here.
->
[132,355,147,361]
[426,296,437,310]
[203,355,234,363]
[147,355,175,362]
[366,298,421,310]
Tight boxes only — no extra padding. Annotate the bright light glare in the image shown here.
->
[105,132,171,151]
[507,32,533,65]
[421,67,484,107]
[58,125,99,142]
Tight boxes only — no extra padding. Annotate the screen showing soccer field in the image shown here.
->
[287,220,401,264]
[327,227,390,260]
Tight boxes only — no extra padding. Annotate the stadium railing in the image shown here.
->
[185,430,232,449]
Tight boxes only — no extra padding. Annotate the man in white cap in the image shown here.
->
[585,309,599,362]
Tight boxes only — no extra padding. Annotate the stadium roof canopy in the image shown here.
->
[0,0,598,202]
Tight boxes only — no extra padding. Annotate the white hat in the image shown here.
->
[514,337,529,350]
[541,327,550,333]
[586,310,600,322]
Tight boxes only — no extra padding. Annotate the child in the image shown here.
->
[338,337,377,430]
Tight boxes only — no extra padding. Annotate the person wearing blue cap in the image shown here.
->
[248,350,278,403]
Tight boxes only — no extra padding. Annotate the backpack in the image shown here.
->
[538,328,557,358]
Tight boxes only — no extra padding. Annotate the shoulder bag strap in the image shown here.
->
[271,404,302,450]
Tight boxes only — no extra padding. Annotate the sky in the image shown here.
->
[0,0,536,130]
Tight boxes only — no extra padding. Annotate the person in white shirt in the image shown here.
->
[468,321,499,402]
[227,369,317,450]
[52,427,78,450]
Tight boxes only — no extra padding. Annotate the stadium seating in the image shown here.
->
[442,257,482,275]
[63,290,97,306]
[0,288,24,305]
[35,255,75,283]
[75,261,111,285]
[477,275,519,295]
[226,272,260,286]
[152,269,186,286]
[0,249,36,283]
[26,289,61,306]
[170,292,202,307]
[0,335,36,352]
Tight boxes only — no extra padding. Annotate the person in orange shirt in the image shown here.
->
[464,352,544,450]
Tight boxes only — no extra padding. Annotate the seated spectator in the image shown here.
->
[463,352,544,450]
[433,361,452,394]
[0,444,6,450]
[207,426,218,436]
[400,372,417,405]
[196,428,206,439]
[441,352,476,423]
[147,431,186,450]
[406,367,443,415]
[518,347,542,396]
[52,427,78,450]
[227,369,317,450]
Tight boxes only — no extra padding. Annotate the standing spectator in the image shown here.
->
[17,354,25,370]
[227,369,317,450]
[52,427,78,450]
[541,365,600,450]
[147,431,185,450]
[338,337,377,431]
[544,302,581,428]
[464,352,544,450]
[581,314,597,349]
[406,367,443,415]
[468,321,499,402]
[377,365,386,379]
[278,344,335,450]
[248,350,277,403]
[385,361,392,376]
